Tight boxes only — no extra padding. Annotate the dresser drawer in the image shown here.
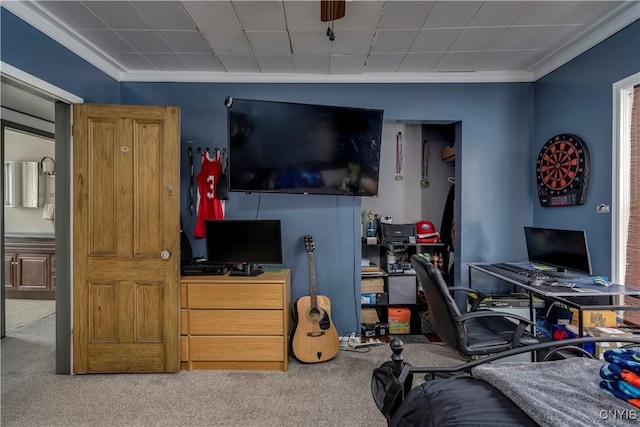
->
[190,336,284,361]
[187,283,283,309]
[189,310,283,335]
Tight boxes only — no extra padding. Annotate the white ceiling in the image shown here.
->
[4,1,639,83]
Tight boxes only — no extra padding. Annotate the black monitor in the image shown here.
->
[524,226,592,277]
[205,219,283,276]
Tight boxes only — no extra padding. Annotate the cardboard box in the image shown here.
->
[570,309,617,327]
[595,341,627,359]
[361,277,385,293]
[388,307,411,334]
[584,326,633,338]
[361,308,379,323]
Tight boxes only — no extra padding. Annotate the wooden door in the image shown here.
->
[73,104,180,373]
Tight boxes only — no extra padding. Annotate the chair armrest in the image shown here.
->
[447,287,489,311]
[456,310,534,326]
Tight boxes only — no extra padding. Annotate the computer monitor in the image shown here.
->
[205,219,283,276]
[524,226,592,277]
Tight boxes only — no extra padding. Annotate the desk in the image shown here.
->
[468,263,640,338]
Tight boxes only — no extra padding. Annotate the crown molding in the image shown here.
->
[531,2,640,81]
[120,70,533,83]
[2,1,124,82]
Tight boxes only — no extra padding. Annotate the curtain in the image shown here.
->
[625,84,640,325]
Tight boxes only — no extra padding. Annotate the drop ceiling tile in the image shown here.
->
[179,54,225,72]
[182,1,241,32]
[329,31,375,55]
[234,1,286,31]
[449,27,508,52]
[377,1,434,30]
[422,1,483,29]
[37,1,109,30]
[474,50,548,71]
[398,52,443,72]
[109,52,155,70]
[284,1,328,32]
[330,55,367,74]
[293,54,330,74]
[467,1,533,27]
[433,51,482,72]
[492,25,583,51]
[203,31,252,55]
[82,1,151,30]
[290,32,332,55]
[365,53,405,73]
[142,53,190,71]
[159,31,212,54]
[218,54,260,73]
[255,55,295,73]
[372,30,419,54]
[333,1,384,32]
[117,30,173,53]
[514,1,621,26]
[246,32,292,55]
[78,29,135,53]
[131,1,196,31]
[410,28,462,53]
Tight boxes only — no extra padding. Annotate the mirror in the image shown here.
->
[3,161,42,208]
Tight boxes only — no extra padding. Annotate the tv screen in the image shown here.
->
[227,98,383,196]
[524,226,592,276]
[205,219,283,276]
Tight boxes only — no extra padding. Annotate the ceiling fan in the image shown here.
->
[320,0,345,22]
[321,0,345,41]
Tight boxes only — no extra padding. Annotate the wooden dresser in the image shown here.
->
[180,269,291,371]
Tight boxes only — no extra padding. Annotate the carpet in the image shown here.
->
[389,335,429,344]
[1,314,465,427]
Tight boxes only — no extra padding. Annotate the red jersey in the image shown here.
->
[194,150,224,238]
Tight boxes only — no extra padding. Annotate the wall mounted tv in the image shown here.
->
[227,98,384,196]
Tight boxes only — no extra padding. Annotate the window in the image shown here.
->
[614,74,640,323]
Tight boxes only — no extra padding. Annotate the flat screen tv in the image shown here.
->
[524,226,592,277]
[205,219,283,276]
[227,98,383,196]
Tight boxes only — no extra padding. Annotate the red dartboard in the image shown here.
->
[536,134,590,207]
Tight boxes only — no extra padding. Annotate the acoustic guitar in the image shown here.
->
[291,235,340,363]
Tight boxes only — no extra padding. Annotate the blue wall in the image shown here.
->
[533,20,640,277]
[121,82,534,335]
[3,6,537,336]
[0,8,120,103]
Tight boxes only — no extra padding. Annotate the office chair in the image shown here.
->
[410,255,539,357]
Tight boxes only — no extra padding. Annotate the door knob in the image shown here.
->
[160,250,171,260]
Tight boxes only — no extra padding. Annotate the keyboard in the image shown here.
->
[480,263,551,283]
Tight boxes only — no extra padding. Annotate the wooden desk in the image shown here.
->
[180,269,291,371]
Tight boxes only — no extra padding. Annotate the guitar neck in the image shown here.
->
[307,252,318,309]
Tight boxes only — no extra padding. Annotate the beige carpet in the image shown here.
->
[1,315,466,427]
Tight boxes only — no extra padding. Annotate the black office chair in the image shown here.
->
[410,254,539,357]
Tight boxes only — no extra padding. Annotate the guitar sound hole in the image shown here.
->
[308,308,324,322]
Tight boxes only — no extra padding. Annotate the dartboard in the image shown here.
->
[536,133,590,207]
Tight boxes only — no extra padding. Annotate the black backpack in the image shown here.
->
[371,361,413,421]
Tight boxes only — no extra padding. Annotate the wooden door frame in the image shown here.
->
[0,64,83,374]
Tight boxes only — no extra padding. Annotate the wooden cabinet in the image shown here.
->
[4,237,55,299]
[180,269,291,371]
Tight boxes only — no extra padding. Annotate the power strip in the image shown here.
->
[339,333,384,349]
